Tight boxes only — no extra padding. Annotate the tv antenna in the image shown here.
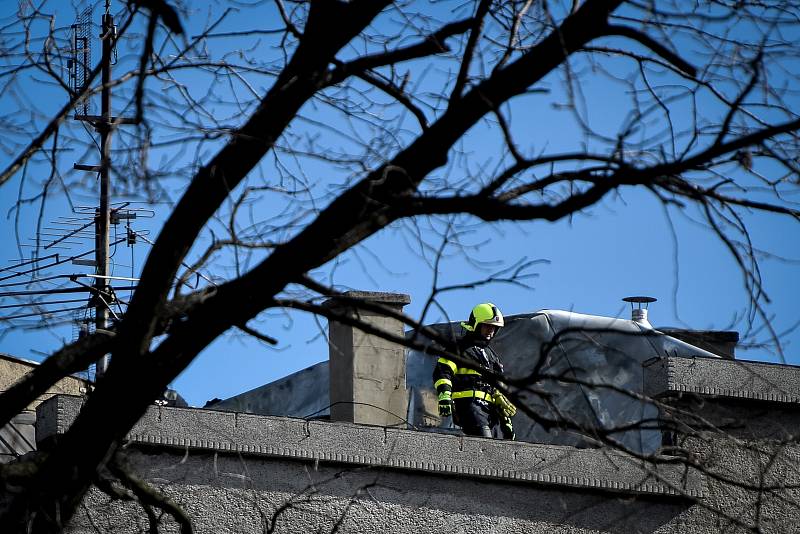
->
[0,1,146,381]
[71,0,139,377]
[69,6,93,116]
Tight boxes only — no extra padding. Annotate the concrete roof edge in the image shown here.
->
[643,354,800,403]
[37,394,704,499]
[1,353,93,386]
[0,352,40,367]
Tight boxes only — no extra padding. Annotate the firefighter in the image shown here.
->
[433,302,516,439]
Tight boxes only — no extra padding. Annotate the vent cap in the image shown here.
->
[623,296,656,328]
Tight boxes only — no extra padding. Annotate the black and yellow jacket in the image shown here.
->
[432,335,504,405]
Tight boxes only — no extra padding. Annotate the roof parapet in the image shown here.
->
[37,394,704,498]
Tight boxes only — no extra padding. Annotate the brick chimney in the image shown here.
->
[325,291,411,427]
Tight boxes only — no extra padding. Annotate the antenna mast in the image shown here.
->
[0,1,156,381]
[73,0,137,378]
[95,0,114,376]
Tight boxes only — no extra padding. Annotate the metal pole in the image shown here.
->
[95,9,113,378]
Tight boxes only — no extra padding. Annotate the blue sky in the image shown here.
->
[0,0,798,407]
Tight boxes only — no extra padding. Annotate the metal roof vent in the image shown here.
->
[623,296,656,328]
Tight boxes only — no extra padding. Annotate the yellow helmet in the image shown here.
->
[460,303,504,332]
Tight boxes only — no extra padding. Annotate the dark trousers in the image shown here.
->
[453,398,496,438]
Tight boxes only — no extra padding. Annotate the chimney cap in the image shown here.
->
[622,296,657,306]
[323,291,411,309]
[623,296,656,327]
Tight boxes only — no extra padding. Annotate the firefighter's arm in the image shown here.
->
[433,357,456,417]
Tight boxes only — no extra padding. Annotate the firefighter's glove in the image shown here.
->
[501,416,515,441]
[493,391,517,418]
[438,392,453,417]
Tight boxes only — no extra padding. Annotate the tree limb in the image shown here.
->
[604,23,697,77]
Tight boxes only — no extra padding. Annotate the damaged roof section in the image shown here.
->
[210,291,731,454]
